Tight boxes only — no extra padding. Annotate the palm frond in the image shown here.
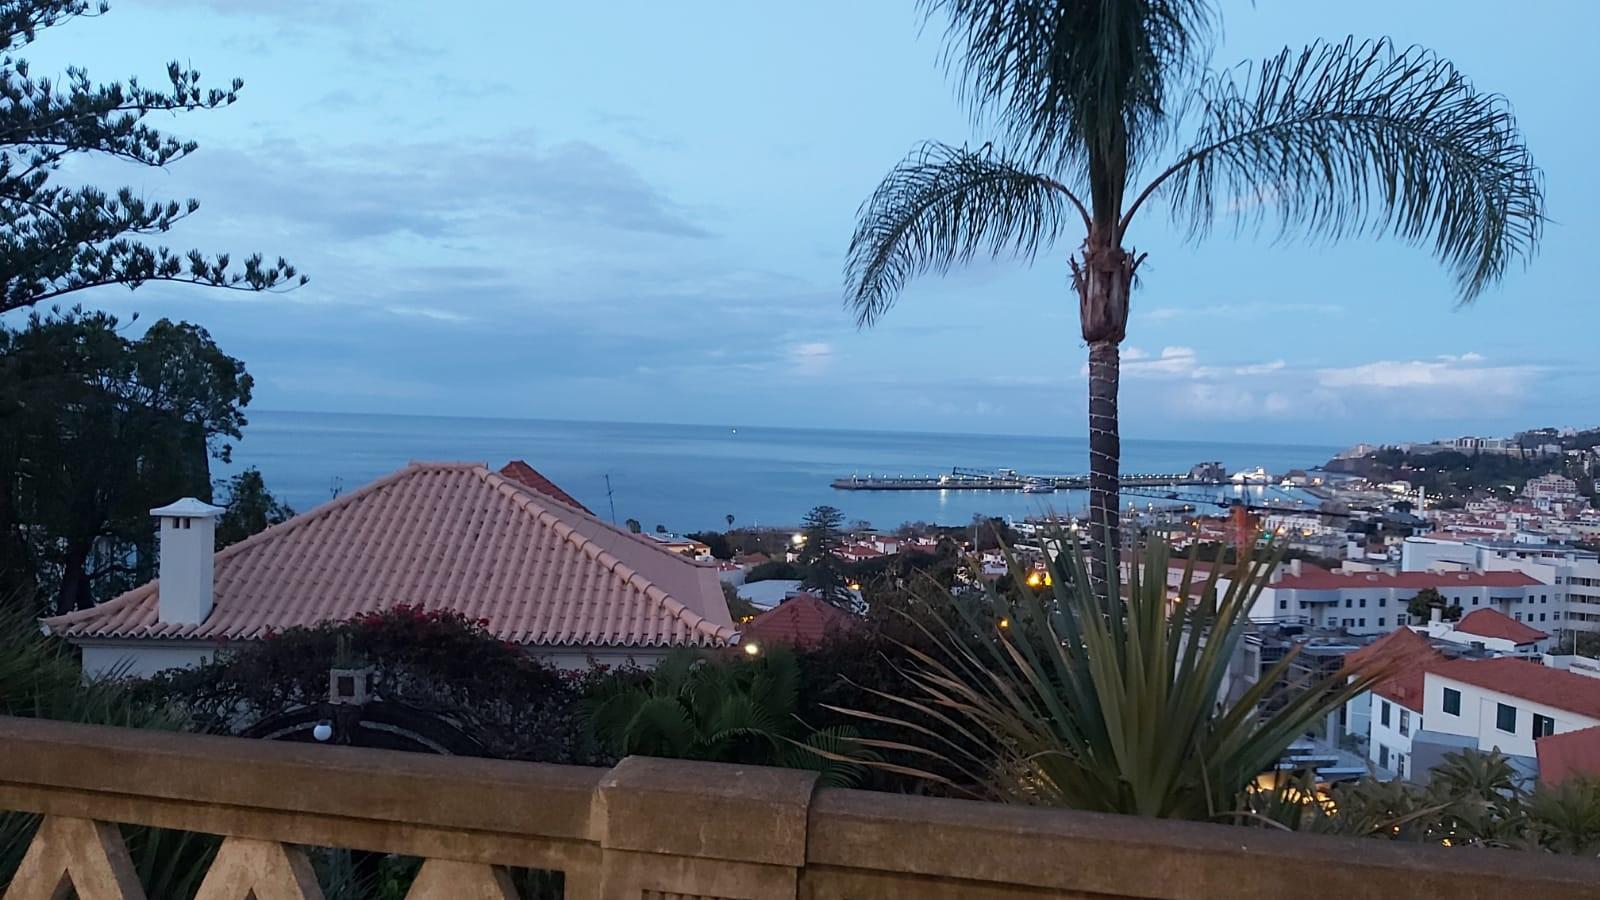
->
[845,141,1084,327]
[924,0,1217,180]
[1138,37,1542,300]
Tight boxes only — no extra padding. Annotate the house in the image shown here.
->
[1426,608,1550,657]
[1412,658,1600,776]
[738,594,855,651]
[1342,628,1448,779]
[636,532,714,561]
[43,461,736,676]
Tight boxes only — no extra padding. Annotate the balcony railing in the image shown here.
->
[2,716,1598,899]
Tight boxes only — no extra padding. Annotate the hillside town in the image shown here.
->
[6,0,1600,895]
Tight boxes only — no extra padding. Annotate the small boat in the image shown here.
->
[1230,466,1271,485]
[1022,479,1056,494]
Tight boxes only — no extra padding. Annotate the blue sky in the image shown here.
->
[26,0,1600,445]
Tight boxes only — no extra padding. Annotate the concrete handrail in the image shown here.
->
[1,716,1597,899]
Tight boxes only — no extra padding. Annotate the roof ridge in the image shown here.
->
[478,469,734,643]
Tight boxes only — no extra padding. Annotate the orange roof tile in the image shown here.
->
[1453,609,1549,644]
[740,594,855,649]
[497,460,592,513]
[1431,658,1600,720]
[1344,628,1449,710]
[43,462,735,649]
[1537,725,1600,786]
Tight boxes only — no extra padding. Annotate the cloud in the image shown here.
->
[385,306,472,323]
[1112,347,1288,380]
[788,341,833,375]
[180,133,712,244]
[1138,302,1343,323]
[1317,357,1536,396]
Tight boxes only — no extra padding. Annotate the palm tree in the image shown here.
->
[846,2,1542,590]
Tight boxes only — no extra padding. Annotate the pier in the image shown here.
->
[831,465,1227,492]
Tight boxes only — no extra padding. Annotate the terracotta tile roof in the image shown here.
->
[1274,568,1543,591]
[1344,628,1449,710]
[1453,609,1548,645]
[43,462,735,648]
[1537,725,1600,786]
[740,594,855,649]
[1430,658,1600,720]
[497,460,591,513]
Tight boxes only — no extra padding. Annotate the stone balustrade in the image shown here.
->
[1,716,1596,898]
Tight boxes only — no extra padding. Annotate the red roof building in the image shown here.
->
[1344,628,1449,710]
[1537,725,1600,785]
[46,462,734,675]
[739,594,855,650]
[497,460,592,513]
[1452,609,1549,646]
[1430,658,1600,721]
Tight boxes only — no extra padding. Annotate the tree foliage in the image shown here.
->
[0,308,259,611]
[0,0,303,314]
[213,467,293,550]
[798,504,855,607]
[1406,586,1460,623]
[138,605,605,765]
[585,646,871,787]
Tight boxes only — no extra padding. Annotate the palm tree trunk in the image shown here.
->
[1086,340,1121,591]
[1074,237,1135,599]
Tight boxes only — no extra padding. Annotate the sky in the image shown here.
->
[21,0,1600,446]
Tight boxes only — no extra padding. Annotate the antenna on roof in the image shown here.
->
[604,474,617,525]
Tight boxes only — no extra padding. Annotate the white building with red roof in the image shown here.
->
[1425,608,1551,657]
[1249,561,1551,638]
[44,461,736,676]
[1418,658,1600,763]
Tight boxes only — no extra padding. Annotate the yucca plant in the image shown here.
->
[829,535,1378,818]
[585,646,872,787]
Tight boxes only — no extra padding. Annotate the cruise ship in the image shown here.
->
[1229,466,1272,485]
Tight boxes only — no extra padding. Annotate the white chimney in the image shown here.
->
[1288,558,1303,577]
[150,498,225,625]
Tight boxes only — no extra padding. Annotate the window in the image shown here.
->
[1541,613,1547,622]
[1379,745,1390,769]
[1541,594,1548,604]
[1497,703,1517,734]
[1279,599,1287,610]
[1534,714,1556,739]
[1360,597,1367,608]
[1359,618,1366,627]
[1443,688,1461,716]
[1379,597,1387,607]
[1515,612,1522,621]
[1399,709,1410,736]
[1473,597,1480,605]
[1397,614,1408,626]
[1395,753,1407,777]
[1345,598,1353,608]
[1379,617,1386,627]
[1381,701,1392,727]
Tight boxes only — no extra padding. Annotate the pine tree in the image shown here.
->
[1,1,304,315]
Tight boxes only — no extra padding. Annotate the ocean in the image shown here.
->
[221,411,1340,533]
